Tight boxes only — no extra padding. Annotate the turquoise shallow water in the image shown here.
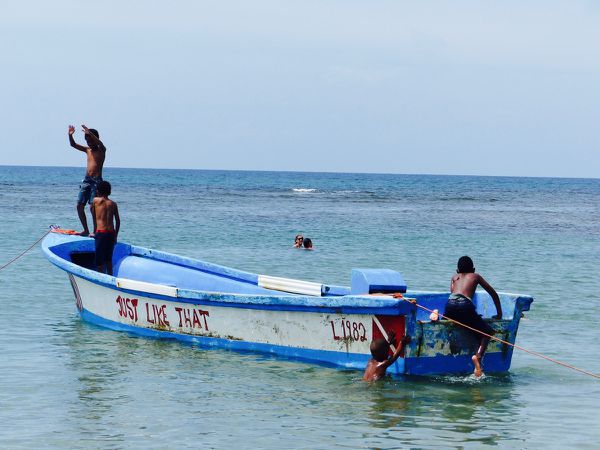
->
[1,166,599,448]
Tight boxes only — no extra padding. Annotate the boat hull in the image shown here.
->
[44,233,533,376]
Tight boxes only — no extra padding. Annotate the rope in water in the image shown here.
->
[401,297,600,379]
[0,230,51,272]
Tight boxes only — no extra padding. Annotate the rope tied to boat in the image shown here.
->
[3,230,597,380]
[0,228,52,272]
[401,297,600,380]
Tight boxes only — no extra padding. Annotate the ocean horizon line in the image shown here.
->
[0,163,598,181]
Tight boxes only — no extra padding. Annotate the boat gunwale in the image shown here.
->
[41,233,533,317]
[42,234,412,315]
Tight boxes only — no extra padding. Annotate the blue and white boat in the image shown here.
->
[42,231,533,376]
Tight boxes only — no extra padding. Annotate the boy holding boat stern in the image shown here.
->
[69,124,106,236]
[91,181,120,275]
[363,332,411,381]
[445,256,502,377]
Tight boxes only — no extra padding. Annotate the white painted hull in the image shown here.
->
[69,274,405,372]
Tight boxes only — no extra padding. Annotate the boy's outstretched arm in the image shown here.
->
[478,275,502,319]
[68,125,87,152]
[82,124,106,150]
[380,334,411,370]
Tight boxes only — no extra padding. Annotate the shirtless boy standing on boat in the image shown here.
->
[91,181,120,275]
[68,124,106,236]
[445,256,502,377]
[363,331,411,381]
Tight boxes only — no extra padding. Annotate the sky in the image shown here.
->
[0,1,599,177]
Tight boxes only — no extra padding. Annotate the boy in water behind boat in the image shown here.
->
[445,256,502,377]
[68,124,106,236]
[91,181,120,275]
[363,331,411,381]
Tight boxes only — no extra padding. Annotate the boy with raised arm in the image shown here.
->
[68,124,106,236]
[363,331,411,381]
[445,256,503,377]
[91,181,120,275]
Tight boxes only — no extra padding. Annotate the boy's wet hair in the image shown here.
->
[457,255,474,273]
[303,238,312,248]
[89,129,99,138]
[97,180,111,196]
[370,338,390,362]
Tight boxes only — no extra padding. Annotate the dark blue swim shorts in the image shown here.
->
[444,293,494,337]
[77,175,102,205]
[94,231,116,266]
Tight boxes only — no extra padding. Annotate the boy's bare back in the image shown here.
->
[363,359,389,382]
[450,256,502,320]
[92,197,119,233]
[363,334,410,382]
[451,272,481,299]
[451,272,499,312]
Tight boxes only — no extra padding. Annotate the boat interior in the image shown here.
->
[47,235,529,321]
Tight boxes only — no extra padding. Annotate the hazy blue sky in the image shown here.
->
[1,1,598,177]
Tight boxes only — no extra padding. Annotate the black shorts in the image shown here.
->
[95,232,115,266]
[444,294,494,337]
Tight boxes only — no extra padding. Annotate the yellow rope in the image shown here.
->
[403,298,600,379]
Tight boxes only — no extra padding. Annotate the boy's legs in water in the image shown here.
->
[472,336,490,377]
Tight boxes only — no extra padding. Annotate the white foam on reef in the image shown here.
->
[292,188,317,193]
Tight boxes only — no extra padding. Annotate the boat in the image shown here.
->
[42,231,533,376]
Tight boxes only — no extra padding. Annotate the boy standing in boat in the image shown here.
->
[68,124,106,236]
[91,181,120,275]
[445,256,502,377]
[363,331,411,381]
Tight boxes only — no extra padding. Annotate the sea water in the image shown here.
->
[0,166,598,449]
